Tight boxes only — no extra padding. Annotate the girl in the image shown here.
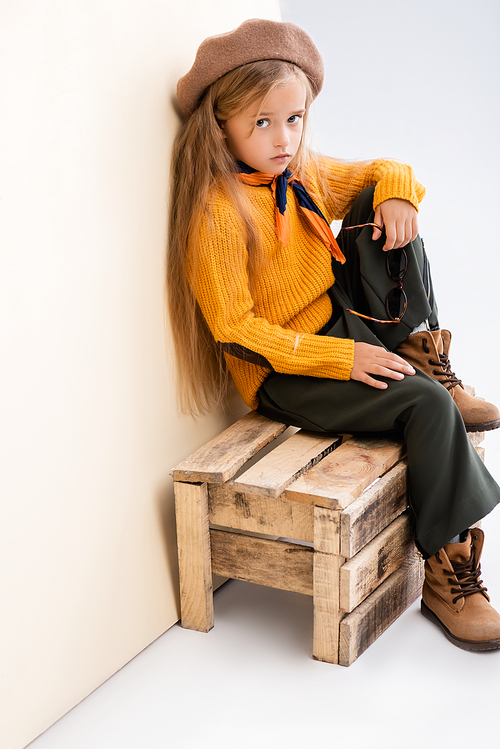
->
[167,18,500,651]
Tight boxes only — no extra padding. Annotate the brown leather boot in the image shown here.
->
[395,328,500,432]
[421,529,500,651]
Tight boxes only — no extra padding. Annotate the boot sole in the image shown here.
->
[465,419,500,433]
[421,600,500,651]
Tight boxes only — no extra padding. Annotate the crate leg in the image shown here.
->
[313,506,343,664]
[174,481,214,632]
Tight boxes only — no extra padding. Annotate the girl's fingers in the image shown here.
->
[410,216,419,243]
[362,375,388,390]
[359,363,410,389]
[373,207,383,242]
[375,351,414,374]
[375,199,419,251]
[351,343,415,389]
[371,363,404,380]
[383,222,412,251]
[385,351,414,372]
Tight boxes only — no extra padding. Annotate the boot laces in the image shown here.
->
[443,541,490,605]
[421,336,462,391]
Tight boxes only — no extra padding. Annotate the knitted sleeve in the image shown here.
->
[189,199,355,381]
[310,157,426,223]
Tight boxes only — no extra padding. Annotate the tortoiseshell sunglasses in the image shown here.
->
[340,222,408,324]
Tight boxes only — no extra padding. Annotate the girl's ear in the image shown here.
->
[217,119,227,138]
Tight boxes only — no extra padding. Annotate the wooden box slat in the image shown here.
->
[312,507,343,663]
[285,437,405,510]
[468,430,484,447]
[208,483,314,542]
[339,553,424,666]
[340,460,408,559]
[172,411,287,483]
[174,481,214,632]
[231,431,342,498]
[340,513,414,612]
[210,529,313,595]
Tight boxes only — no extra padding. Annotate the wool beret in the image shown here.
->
[176,18,324,117]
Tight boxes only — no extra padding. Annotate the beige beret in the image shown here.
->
[177,18,324,117]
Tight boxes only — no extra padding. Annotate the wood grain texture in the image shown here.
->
[312,507,343,663]
[340,460,408,559]
[340,513,414,612]
[232,431,342,498]
[174,481,214,632]
[208,483,314,542]
[286,436,405,510]
[339,553,424,666]
[172,411,287,483]
[468,430,485,447]
[210,529,313,594]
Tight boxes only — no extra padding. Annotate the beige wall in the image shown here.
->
[0,1,280,747]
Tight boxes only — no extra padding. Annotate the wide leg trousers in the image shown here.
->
[257,188,500,558]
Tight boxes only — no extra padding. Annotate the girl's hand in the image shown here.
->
[351,342,415,389]
[372,198,418,251]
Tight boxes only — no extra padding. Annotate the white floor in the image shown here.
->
[29,434,500,749]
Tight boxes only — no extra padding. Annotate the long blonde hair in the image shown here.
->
[166,60,317,415]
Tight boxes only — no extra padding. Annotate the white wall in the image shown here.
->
[0,2,280,747]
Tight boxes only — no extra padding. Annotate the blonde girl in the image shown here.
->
[167,19,500,651]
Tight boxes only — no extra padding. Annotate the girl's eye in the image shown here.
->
[256,119,270,128]
[288,115,301,123]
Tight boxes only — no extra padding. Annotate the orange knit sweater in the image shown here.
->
[190,157,425,409]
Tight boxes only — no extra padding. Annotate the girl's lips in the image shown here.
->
[272,154,290,161]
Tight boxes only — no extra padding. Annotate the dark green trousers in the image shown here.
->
[257,188,500,558]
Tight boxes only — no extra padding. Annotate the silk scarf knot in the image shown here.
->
[235,162,345,264]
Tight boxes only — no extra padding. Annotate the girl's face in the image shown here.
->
[221,77,307,174]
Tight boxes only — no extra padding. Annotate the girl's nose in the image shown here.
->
[275,125,291,148]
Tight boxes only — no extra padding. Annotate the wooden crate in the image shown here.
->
[173,410,484,666]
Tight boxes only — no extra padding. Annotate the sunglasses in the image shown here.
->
[340,222,408,324]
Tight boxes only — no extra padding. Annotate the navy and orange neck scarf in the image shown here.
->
[235,161,345,264]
